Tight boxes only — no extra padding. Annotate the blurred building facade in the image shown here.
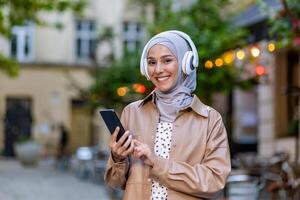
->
[1,0,298,164]
[0,0,149,156]
[232,0,300,163]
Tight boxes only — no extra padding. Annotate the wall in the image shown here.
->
[0,66,92,154]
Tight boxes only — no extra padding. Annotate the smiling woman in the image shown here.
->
[104,30,231,200]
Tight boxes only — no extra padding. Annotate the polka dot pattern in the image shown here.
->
[151,122,173,200]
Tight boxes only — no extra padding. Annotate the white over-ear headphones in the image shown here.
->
[140,30,199,80]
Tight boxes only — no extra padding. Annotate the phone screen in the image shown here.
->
[99,109,126,142]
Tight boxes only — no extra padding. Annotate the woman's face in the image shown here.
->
[147,44,178,93]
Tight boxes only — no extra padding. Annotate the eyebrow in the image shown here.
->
[147,54,175,59]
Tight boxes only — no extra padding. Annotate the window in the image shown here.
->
[232,87,258,154]
[171,0,181,11]
[75,20,97,61]
[123,22,143,53]
[11,24,34,62]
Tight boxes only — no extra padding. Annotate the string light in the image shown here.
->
[204,41,275,74]
[236,50,245,60]
[132,83,146,94]
[215,58,223,67]
[117,87,128,96]
[223,51,235,64]
[267,42,276,52]
[255,65,266,76]
[250,46,260,57]
[205,60,213,69]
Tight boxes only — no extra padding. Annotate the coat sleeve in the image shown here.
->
[104,106,130,189]
[149,112,231,199]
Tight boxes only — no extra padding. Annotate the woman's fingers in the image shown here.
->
[119,134,132,153]
[113,131,129,152]
[110,128,133,160]
[111,127,119,143]
[134,145,147,157]
[109,127,120,149]
[132,150,141,159]
[136,151,145,158]
[123,140,134,157]
[133,150,138,158]
[117,131,130,145]
[111,136,153,161]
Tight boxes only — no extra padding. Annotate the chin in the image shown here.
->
[156,86,172,93]
[154,82,174,93]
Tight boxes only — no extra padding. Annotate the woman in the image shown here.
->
[104,30,231,199]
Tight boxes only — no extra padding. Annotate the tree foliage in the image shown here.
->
[261,0,300,49]
[0,53,18,76]
[89,0,253,109]
[144,0,254,102]
[89,51,153,110]
[0,0,86,76]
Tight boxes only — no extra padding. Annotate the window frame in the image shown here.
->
[122,21,144,53]
[75,19,97,62]
[10,24,35,62]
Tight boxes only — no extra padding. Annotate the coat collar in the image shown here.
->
[138,91,209,118]
[138,90,155,107]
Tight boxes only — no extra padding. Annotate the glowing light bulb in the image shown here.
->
[117,87,128,96]
[250,46,260,57]
[268,42,276,52]
[133,83,146,93]
[223,51,235,64]
[256,65,265,76]
[236,50,245,60]
[215,58,223,67]
[205,60,213,69]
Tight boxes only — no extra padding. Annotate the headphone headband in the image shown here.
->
[167,30,199,67]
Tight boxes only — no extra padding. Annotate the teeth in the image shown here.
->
[157,77,169,81]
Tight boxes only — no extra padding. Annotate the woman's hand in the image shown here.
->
[133,139,155,167]
[109,127,134,162]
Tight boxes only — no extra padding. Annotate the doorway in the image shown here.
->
[70,99,92,153]
[4,98,32,157]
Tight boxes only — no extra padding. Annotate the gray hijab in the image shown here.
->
[146,32,197,122]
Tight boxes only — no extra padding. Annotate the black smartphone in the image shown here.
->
[99,109,126,142]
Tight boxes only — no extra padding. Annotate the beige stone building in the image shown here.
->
[232,43,299,163]
[0,0,148,157]
[232,1,300,163]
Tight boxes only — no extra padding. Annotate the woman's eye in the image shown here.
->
[164,59,172,64]
[148,60,156,66]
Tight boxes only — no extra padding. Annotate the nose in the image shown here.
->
[154,62,163,73]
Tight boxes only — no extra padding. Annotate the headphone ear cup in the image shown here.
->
[182,51,194,75]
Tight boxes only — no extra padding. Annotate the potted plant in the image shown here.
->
[14,135,42,167]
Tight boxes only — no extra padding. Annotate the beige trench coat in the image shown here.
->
[104,93,231,199]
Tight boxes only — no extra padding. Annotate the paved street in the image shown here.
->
[0,157,112,200]
[0,157,271,200]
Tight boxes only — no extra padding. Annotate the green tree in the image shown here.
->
[258,0,300,49]
[89,50,152,110]
[0,0,86,76]
[89,0,253,109]
[139,0,253,103]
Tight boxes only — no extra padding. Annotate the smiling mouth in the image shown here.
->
[156,76,170,82]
